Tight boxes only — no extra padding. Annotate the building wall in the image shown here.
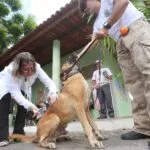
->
[102,53,132,117]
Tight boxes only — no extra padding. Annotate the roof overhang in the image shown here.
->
[0,0,93,69]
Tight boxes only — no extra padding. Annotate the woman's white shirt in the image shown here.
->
[0,62,58,110]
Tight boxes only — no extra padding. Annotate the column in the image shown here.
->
[52,40,61,91]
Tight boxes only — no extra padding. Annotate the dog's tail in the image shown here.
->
[9,134,37,143]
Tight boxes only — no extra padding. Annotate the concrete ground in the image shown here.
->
[3,117,150,150]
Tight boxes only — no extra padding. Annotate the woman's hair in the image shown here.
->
[12,52,36,77]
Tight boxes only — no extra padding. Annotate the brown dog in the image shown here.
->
[10,63,104,149]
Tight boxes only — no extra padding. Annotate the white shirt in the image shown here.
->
[93,0,144,41]
[92,68,112,86]
[0,62,58,110]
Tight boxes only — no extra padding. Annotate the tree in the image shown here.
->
[130,0,149,22]
[0,0,37,54]
[23,15,37,35]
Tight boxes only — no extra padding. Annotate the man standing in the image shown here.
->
[81,0,150,140]
[92,59,114,119]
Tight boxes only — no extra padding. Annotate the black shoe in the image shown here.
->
[98,114,107,119]
[109,113,115,118]
[13,129,25,135]
[121,131,150,140]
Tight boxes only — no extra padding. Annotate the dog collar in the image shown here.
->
[61,66,80,81]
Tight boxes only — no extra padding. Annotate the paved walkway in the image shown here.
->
[10,117,134,133]
[6,117,150,150]
[67,117,134,132]
[3,130,150,150]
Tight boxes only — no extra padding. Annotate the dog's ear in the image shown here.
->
[60,71,67,81]
[60,63,71,81]
[60,71,65,81]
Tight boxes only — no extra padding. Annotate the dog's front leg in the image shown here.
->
[86,109,105,141]
[75,103,104,149]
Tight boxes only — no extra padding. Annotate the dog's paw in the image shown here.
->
[48,142,56,149]
[89,138,104,149]
[93,141,104,149]
[97,141,104,149]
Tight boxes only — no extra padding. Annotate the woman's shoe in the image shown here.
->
[0,140,9,147]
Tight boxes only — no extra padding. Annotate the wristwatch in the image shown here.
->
[103,21,112,29]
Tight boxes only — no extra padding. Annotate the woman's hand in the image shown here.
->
[29,103,39,116]
[48,92,58,105]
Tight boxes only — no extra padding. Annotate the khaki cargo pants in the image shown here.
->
[116,18,150,136]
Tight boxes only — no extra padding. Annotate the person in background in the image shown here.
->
[81,0,150,140]
[0,52,58,147]
[92,59,114,119]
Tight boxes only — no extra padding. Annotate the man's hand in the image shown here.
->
[48,92,58,105]
[96,28,109,39]
[92,80,100,90]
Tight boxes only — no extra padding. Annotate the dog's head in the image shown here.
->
[61,63,72,73]
[60,52,79,81]
[60,62,80,82]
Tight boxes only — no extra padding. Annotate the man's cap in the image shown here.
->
[95,59,102,64]
[79,0,100,13]
[79,0,86,13]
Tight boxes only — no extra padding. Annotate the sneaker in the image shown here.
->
[98,114,107,119]
[109,113,115,118]
[121,131,150,140]
[0,140,9,147]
